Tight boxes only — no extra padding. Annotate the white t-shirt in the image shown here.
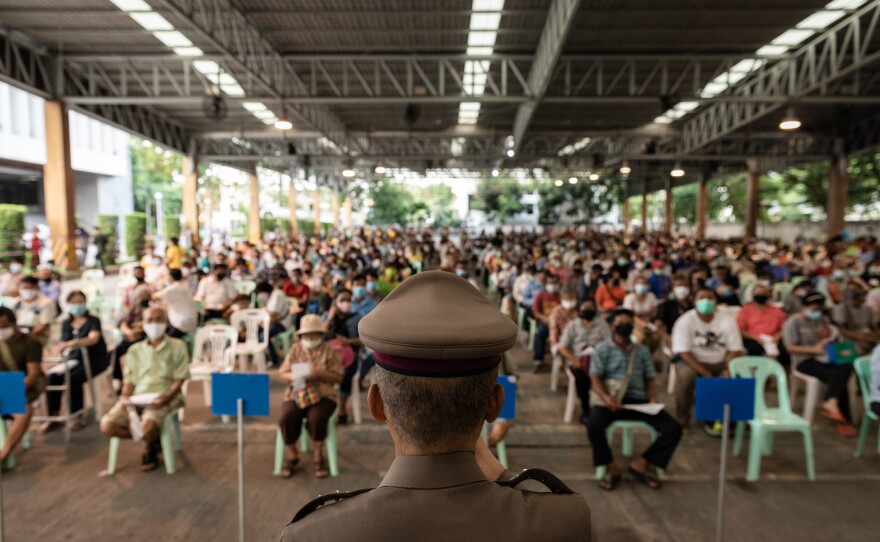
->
[671,309,744,365]
[155,282,199,333]
[195,276,237,310]
[623,292,658,316]
[266,288,292,328]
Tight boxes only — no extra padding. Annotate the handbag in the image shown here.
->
[826,340,857,365]
[292,382,321,409]
[589,344,638,408]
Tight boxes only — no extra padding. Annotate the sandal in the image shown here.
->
[314,458,329,479]
[597,472,621,491]
[280,458,300,478]
[820,409,848,424]
[628,466,661,489]
[835,424,858,438]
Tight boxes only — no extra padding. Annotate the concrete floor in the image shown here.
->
[4,334,880,542]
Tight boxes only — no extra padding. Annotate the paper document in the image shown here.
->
[46,360,79,375]
[290,363,311,379]
[623,403,665,415]
[129,393,161,406]
[127,406,144,441]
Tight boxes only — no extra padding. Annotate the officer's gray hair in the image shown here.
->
[374,366,499,449]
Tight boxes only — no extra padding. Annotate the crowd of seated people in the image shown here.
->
[1,226,880,482]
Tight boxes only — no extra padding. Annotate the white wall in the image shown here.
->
[672,220,880,243]
[0,82,47,165]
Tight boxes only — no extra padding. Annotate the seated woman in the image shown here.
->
[322,289,359,424]
[557,299,612,424]
[40,290,108,432]
[277,314,343,479]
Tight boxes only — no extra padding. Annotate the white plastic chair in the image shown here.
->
[234,280,257,296]
[80,269,106,301]
[789,361,822,424]
[563,365,578,424]
[550,354,563,391]
[118,262,138,283]
[185,324,238,410]
[229,309,271,372]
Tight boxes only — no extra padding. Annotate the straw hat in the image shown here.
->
[296,314,325,336]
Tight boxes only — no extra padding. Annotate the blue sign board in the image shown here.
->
[694,377,756,422]
[497,375,517,420]
[211,373,270,416]
[0,372,26,415]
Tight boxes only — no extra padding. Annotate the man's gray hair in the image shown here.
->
[373,365,499,449]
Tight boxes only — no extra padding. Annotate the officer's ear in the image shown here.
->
[367,384,387,423]
[484,384,504,423]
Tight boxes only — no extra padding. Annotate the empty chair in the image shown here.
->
[229,309,271,372]
[80,269,105,301]
[730,356,815,482]
[185,324,238,409]
[853,356,880,457]
[234,280,257,296]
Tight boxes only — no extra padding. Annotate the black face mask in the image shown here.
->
[215,273,226,280]
[580,309,596,321]
[135,276,145,283]
[614,323,634,338]
[753,294,770,304]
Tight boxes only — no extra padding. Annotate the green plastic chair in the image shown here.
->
[0,296,15,308]
[527,317,537,351]
[106,410,183,475]
[517,306,527,330]
[273,403,339,477]
[730,356,815,482]
[0,420,31,471]
[272,327,297,358]
[853,356,880,457]
[595,420,665,480]
[772,282,794,303]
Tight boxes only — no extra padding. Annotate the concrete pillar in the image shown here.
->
[664,179,673,235]
[622,198,630,239]
[313,189,321,236]
[696,177,708,239]
[331,193,340,231]
[182,155,199,247]
[640,187,648,231]
[745,161,760,238]
[248,171,261,244]
[288,177,298,237]
[43,100,78,271]
[344,196,353,229]
[827,152,849,238]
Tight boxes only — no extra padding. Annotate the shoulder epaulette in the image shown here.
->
[495,468,575,494]
[290,488,374,524]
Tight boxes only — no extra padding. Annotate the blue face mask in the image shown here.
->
[366,281,377,292]
[806,309,823,320]
[68,304,87,316]
[456,269,468,278]
[353,286,366,299]
[635,284,649,295]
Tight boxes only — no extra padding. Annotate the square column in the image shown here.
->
[43,100,78,271]
[622,197,630,239]
[182,156,199,247]
[288,178,298,236]
[745,161,760,238]
[827,153,849,238]
[664,178,673,235]
[331,194,340,231]
[344,196,353,230]
[248,171,261,244]
[313,189,321,236]
[696,177,708,238]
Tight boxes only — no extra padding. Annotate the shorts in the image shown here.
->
[102,395,184,429]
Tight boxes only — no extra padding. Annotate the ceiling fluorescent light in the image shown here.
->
[458,117,478,124]
[797,10,846,28]
[130,12,173,31]
[826,0,869,10]
[674,101,699,112]
[756,44,789,56]
[470,13,502,30]
[468,31,497,47]
[193,60,221,74]
[243,102,268,112]
[771,28,815,46]
[262,118,279,125]
[654,115,673,124]
[153,30,193,47]
[253,110,277,119]
[466,46,494,56]
[729,59,765,73]
[700,82,729,98]
[110,0,152,11]
[459,102,481,111]
[221,84,245,97]
[173,47,203,57]
[473,0,505,11]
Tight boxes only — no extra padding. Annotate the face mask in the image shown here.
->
[653,269,664,276]
[580,309,596,321]
[696,299,715,315]
[545,284,558,294]
[68,303,88,316]
[143,323,167,340]
[634,262,645,270]
[753,294,770,305]
[366,281,377,292]
[561,300,576,310]
[635,284,649,295]
[720,289,733,298]
[455,270,468,278]
[353,286,366,299]
[617,258,629,267]
[0,327,14,342]
[215,273,226,280]
[806,309,823,320]
[135,276,145,283]
[19,289,37,301]
[614,323,634,338]
[337,301,352,313]
[673,286,690,300]
[301,338,321,350]
[139,299,150,309]
[9,263,22,274]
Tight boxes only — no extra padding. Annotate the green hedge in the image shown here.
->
[260,217,292,236]
[96,214,119,266]
[0,204,27,264]
[163,215,182,240]
[124,212,147,259]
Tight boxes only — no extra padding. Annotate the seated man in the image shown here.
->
[588,309,682,491]
[13,276,57,346]
[671,287,744,435]
[736,282,788,362]
[153,268,199,338]
[195,264,237,321]
[0,307,46,466]
[833,282,880,355]
[100,308,189,472]
[784,292,856,437]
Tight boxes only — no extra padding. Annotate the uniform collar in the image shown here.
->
[379,452,488,490]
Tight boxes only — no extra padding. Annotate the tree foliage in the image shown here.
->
[473,179,526,222]
[130,139,183,216]
[536,176,624,224]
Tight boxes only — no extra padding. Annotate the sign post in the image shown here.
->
[694,377,755,542]
[211,373,270,542]
[0,372,27,542]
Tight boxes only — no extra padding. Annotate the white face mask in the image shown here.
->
[9,263,22,274]
[301,338,321,350]
[0,327,14,342]
[673,286,690,300]
[19,289,37,301]
[143,323,167,341]
[561,300,576,310]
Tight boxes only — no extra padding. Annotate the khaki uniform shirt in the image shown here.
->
[281,452,593,542]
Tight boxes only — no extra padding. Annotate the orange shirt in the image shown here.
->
[596,284,626,310]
